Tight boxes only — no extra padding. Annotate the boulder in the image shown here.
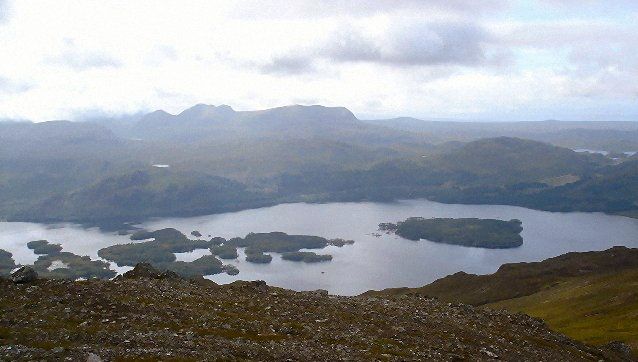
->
[251,280,268,292]
[310,289,329,297]
[11,266,38,284]
[86,353,103,362]
[159,270,181,279]
[123,263,162,279]
[603,341,633,357]
[123,263,182,280]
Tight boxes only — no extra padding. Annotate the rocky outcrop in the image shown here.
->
[10,266,38,284]
[121,263,180,280]
[603,341,634,358]
[0,275,631,361]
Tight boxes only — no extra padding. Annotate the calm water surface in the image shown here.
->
[1,199,637,295]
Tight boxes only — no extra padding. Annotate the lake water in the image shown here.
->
[1,199,637,295]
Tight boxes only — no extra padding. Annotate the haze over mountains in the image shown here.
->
[366,117,638,152]
[87,103,638,151]
[1,104,637,223]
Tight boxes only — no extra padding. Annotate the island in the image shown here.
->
[245,250,273,264]
[5,226,349,280]
[27,240,63,255]
[225,232,354,264]
[210,244,239,259]
[281,251,333,263]
[380,217,523,249]
[98,228,230,277]
[97,228,356,276]
[25,240,116,279]
[0,249,17,275]
[33,251,116,280]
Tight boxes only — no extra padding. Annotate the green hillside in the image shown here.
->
[489,269,638,353]
[362,247,638,304]
[363,247,638,355]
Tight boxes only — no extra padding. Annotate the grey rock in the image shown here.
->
[123,263,162,279]
[86,352,103,362]
[251,280,268,292]
[603,341,633,356]
[159,270,181,279]
[124,263,181,280]
[10,266,38,284]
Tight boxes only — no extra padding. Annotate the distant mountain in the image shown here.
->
[364,117,638,152]
[424,136,605,185]
[1,104,635,223]
[134,104,238,134]
[17,169,270,222]
[106,104,434,152]
[365,117,638,134]
[274,137,638,218]
[279,137,606,196]
[0,120,122,158]
[517,159,638,215]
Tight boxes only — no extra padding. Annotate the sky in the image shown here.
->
[0,0,637,122]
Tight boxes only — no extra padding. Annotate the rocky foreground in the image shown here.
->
[0,264,633,361]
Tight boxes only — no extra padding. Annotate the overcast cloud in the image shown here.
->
[224,0,509,19]
[0,0,8,23]
[0,0,636,121]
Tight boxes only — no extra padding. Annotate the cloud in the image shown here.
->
[225,0,508,19]
[493,20,638,99]
[260,20,494,74]
[537,0,638,9]
[0,0,9,24]
[497,21,638,48]
[0,76,31,94]
[260,56,316,75]
[47,39,122,70]
[343,22,488,66]
[0,0,636,122]
[145,45,178,66]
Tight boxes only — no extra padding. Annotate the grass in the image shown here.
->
[488,268,638,354]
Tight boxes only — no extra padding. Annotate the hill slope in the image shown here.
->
[279,137,606,202]
[362,246,638,305]
[363,247,638,355]
[489,268,638,354]
[0,265,631,361]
